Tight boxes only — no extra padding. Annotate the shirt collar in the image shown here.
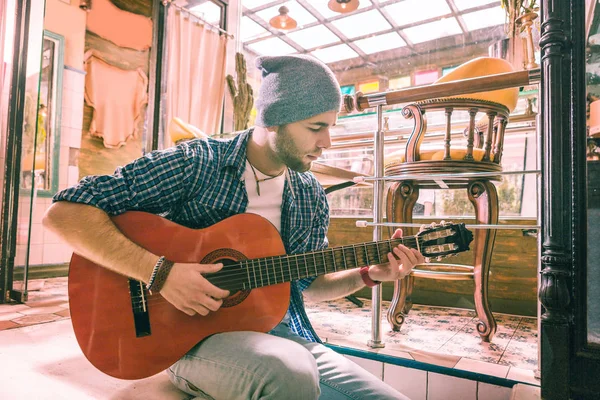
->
[222,128,252,179]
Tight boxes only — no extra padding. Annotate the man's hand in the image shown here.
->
[159,263,230,316]
[367,229,425,282]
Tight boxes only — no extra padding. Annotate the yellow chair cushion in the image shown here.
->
[435,57,519,112]
[169,117,208,144]
[385,147,486,167]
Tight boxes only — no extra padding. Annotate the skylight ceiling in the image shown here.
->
[241,0,507,68]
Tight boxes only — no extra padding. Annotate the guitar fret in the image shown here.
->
[258,259,265,287]
[295,256,301,280]
[364,243,370,266]
[332,249,338,272]
[375,242,381,264]
[304,254,309,278]
[352,245,358,268]
[279,257,284,284]
[244,260,250,290]
[286,256,292,282]
[269,258,275,285]
[321,252,327,274]
[251,260,257,289]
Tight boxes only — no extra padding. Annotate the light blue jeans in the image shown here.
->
[167,320,410,400]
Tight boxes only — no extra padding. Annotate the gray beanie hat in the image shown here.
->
[254,54,342,127]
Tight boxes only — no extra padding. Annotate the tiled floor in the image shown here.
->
[305,297,539,373]
[0,277,540,398]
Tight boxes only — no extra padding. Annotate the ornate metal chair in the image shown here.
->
[384,57,518,342]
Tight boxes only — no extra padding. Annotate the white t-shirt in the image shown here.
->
[243,160,286,233]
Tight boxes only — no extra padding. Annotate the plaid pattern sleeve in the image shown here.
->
[52,139,211,215]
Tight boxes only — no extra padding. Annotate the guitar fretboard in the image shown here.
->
[207,237,422,292]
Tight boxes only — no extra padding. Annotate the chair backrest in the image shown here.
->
[402,97,510,165]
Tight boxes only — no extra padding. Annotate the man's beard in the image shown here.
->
[274,125,313,173]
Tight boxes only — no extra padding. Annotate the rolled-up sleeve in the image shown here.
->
[53,139,211,216]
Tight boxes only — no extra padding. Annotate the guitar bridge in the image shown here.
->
[129,279,151,337]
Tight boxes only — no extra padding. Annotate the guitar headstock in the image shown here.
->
[417,221,473,261]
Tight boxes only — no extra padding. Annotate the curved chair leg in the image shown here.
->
[386,182,419,331]
[467,180,499,342]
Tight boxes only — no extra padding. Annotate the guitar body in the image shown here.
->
[68,212,290,380]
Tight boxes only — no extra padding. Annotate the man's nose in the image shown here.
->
[318,130,332,149]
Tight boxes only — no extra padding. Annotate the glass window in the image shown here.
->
[237,1,539,220]
[383,0,452,27]
[189,1,222,25]
[20,31,63,196]
[287,25,340,50]
[312,44,358,63]
[353,32,406,55]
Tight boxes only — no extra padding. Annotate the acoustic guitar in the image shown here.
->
[68,211,473,379]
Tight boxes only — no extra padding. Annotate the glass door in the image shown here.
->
[12,28,63,301]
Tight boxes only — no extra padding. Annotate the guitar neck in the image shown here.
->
[208,236,421,292]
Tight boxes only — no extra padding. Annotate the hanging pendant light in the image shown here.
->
[328,0,359,14]
[269,6,297,30]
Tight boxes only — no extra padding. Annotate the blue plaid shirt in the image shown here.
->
[53,129,329,343]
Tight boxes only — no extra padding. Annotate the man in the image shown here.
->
[43,54,423,399]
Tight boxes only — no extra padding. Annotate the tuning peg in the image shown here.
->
[436,256,443,261]
[424,257,431,263]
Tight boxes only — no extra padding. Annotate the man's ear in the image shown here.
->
[265,126,279,134]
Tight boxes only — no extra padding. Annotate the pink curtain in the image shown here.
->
[165,9,228,147]
[0,0,13,156]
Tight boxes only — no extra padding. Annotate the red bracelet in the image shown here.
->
[359,266,380,288]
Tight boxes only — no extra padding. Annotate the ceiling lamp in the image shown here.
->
[328,0,359,14]
[269,6,297,30]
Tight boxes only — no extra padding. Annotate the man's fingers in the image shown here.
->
[199,263,230,299]
[202,262,225,273]
[196,293,224,312]
[393,246,418,265]
[412,248,425,264]
[203,281,230,300]
[179,307,196,316]
[391,228,403,239]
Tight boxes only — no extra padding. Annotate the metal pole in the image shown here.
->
[368,104,385,348]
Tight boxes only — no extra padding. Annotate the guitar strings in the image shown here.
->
[160,236,424,290]
[205,236,423,283]
[131,236,429,307]
[137,236,424,294]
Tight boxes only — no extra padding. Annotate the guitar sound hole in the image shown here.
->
[202,250,251,308]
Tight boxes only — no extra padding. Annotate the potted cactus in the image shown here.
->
[226,52,254,131]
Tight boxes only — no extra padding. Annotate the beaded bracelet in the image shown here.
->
[146,256,175,293]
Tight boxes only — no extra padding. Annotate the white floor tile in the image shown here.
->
[427,372,476,400]
[477,382,512,400]
[384,364,427,400]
